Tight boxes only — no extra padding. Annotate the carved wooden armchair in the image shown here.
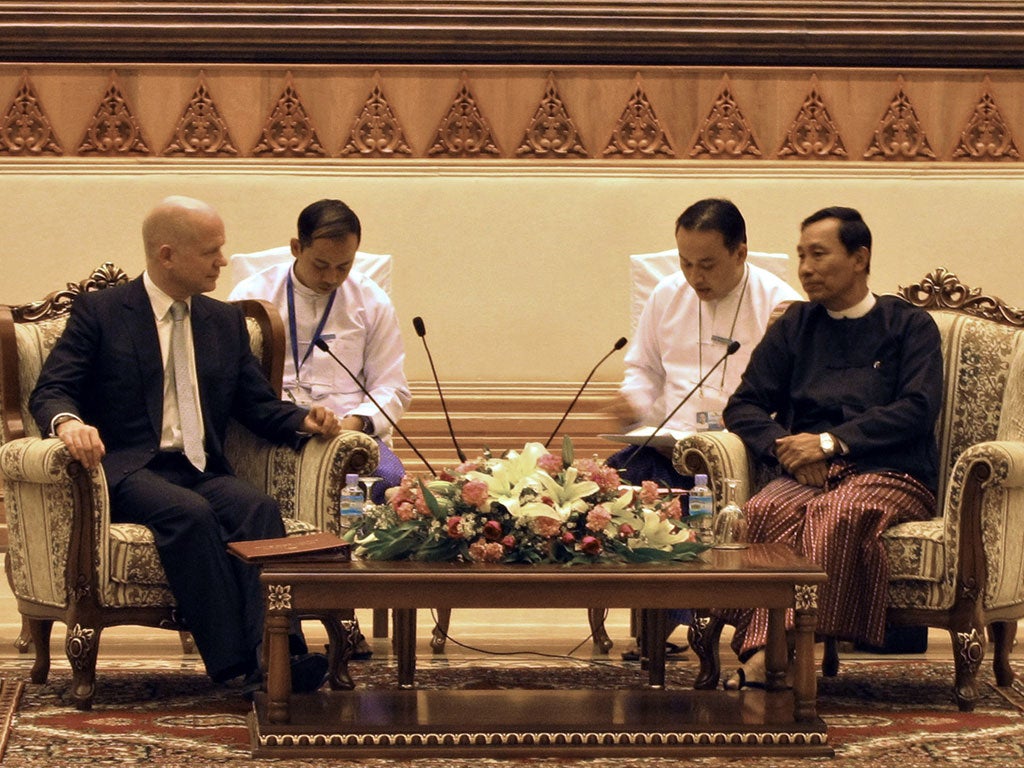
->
[0,263,378,709]
[673,269,1024,711]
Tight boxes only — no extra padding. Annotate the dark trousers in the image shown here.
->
[110,452,285,681]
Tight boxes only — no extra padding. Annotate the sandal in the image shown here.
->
[723,667,766,690]
[620,641,689,662]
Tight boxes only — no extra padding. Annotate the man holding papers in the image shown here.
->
[608,199,801,486]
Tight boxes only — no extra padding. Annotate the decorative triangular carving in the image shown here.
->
[340,74,412,157]
[777,76,847,159]
[78,72,151,156]
[252,73,327,158]
[952,78,1020,161]
[864,78,936,160]
[602,75,674,158]
[516,73,588,158]
[688,76,760,159]
[0,71,62,156]
[427,75,501,158]
[163,74,239,157]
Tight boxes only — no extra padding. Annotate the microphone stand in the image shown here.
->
[621,340,740,470]
[544,337,628,448]
[413,317,467,463]
[313,338,437,477]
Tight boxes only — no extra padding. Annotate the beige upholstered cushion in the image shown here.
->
[881,519,945,582]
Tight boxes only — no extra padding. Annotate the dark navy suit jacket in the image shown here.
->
[30,276,307,488]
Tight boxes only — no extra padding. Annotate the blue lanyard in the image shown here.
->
[286,271,337,376]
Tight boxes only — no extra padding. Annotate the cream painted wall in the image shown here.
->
[2,161,1022,382]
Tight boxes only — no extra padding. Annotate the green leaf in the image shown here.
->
[417,479,445,520]
[561,434,575,468]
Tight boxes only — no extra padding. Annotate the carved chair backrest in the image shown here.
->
[896,269,1024,507]
[0,263,281,445]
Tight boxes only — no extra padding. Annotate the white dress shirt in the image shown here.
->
[620,262,802,433]
[229,262,411,438]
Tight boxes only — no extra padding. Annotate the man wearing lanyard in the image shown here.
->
[608,198,801,487]
[607,198,801,661]
[230,199,411,505]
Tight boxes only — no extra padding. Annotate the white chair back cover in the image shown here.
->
[229,246,393,294]
[629,249,792,331]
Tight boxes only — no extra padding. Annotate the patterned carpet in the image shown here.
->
[1,656,1022,767]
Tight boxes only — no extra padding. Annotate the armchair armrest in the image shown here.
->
[942,439,1024,610]
[673,430,758,507]
[0,436,110,608]
[226,425,378,531]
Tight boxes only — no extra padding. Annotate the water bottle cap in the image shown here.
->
[695,474,708,485]
[345,473,359,485]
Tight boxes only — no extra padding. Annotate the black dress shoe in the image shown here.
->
[290,652,329,693]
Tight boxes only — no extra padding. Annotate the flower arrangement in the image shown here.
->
[351,439,707,565]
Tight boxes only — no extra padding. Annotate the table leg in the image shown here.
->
[765,607,788,691]
[393,607,417,689]
[793,585,819,721]
[265,613,292,724]
[644,609,667,688]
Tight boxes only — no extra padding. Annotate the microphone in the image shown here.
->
[621,340,741,469]
[412,316,467,463]
[313,338,437,477]
[544,337,628,448]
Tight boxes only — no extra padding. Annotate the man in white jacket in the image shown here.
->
[230,199,411,503]
[608,198,801,487]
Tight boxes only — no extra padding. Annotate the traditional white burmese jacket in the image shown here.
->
[229,262,411,438]
[620,262,801,433]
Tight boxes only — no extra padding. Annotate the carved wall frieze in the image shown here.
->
[864,78,936,161]
[163,74,238,157]
[252,74,327,158]
[77,72,151,156]
[952,80,1020,161]
[427,76,501,158]
[0,71,62,156]
[516,73,588,158]
[688,76,760,159]
[602,76,674,158]
[340,75,411,158]
[777,77,846,160]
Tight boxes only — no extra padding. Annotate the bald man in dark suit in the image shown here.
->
[31,196,340,693]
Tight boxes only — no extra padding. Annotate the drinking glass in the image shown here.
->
[712,477,748,549]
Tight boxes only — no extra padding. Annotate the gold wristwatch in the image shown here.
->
[819,432,836,458]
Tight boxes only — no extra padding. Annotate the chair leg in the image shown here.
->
[431,608,451,653]
[988,620,1017,687]
[178,631,196,654]
[689,612,724,690]
[65,622,101,710]
[14,617,32,653]
[950,624,985,712]
[822,636,840,677]
[589,608,613,653]
[28,618,53,685]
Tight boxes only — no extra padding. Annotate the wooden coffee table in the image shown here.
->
[249,544,830,758]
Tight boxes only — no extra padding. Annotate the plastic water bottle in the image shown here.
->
[689,473,714,545]
[337,473,365,536]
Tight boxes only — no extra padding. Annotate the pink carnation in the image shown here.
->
[586,504,612,532]
[461,480,490,508]
[469,540,505,563]
[537,453,564,475]
[639,480,660,505]
[591,465,622,493]
[531,516,563,538]
[660,497,683,521]
[395,500,417,521]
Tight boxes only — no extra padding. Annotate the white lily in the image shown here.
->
[464,442,548,498]
[630,508,694,550]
